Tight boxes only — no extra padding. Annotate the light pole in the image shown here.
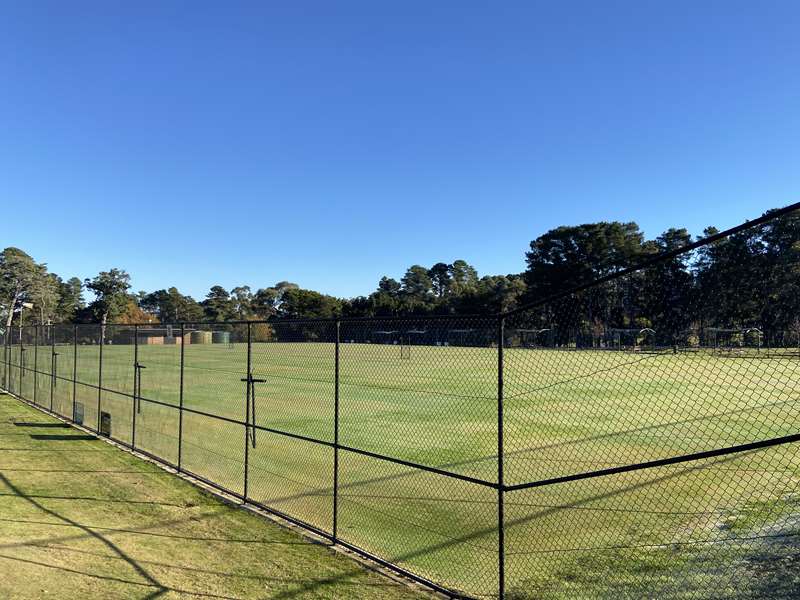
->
[18,302,34,338]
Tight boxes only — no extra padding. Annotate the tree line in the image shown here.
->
[1,206,797,333]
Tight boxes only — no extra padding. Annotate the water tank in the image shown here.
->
[190,330,212,344]
[212,331,231,344]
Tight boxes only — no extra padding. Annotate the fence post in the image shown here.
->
[33,326,38,405]
[50,324,56,411]
[178,323,185,471]
[244,322,252,501]
[97,324,103,432]
[333,319,341,543]
[72,324,77,422]
[132,324,138,449]
[5,330,9,391]
[18,327,23,394]
[498,315,505,599]
[2,329,6,389]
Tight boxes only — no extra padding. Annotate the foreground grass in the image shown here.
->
[6,342,800,597]
[0,393,429,600]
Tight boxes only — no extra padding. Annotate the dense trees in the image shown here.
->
[1,206,797,330]
[0,248,40,329]
[280,288,342,319]
[56,277,85,322]
[140,287,203,323]
[516,210,800,344]
[84,269,131,327]
[524,221,645,300]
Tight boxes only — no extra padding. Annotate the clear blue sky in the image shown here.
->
[2,1,799,300]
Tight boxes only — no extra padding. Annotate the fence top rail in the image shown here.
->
[501,199,800,319]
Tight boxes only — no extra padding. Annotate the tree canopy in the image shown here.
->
[1,206,797,330]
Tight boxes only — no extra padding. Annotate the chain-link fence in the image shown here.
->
[2,205,799,598]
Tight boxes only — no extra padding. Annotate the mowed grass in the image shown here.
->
[6,341,800,598]
[0,393,432,600]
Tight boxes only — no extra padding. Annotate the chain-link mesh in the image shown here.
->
[19,325,36,402]
[334,316,501,597]
[0,328,6,391]
[339,316,498,482]
[248,320,337,533]
[75,324,101,428]
[502,209,800,597]
[51,324,75,418]
[32,325,49,407]
[504,442,800,598]
[338,450,500,598]
[180,322,247,495]
[98,324,135,445]
[1,207,798,599]
[6,328,19,395]
[134,324,182,464]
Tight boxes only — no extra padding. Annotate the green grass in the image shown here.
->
[5,341,800,598]
[0,393,431,599]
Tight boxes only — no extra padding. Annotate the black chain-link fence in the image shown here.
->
[2,205,799,598]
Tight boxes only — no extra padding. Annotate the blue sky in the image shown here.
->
[2,1,799,300]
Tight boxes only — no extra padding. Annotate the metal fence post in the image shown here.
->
[178,323,185,471]
[72,324,77,422]
[50,324,56,411]
[18,328,23,394]
[498,315,505,599]
[132,324,138,449]
[333,319,341,542]
[97,324,103,432]
[2,329,7,390]
[33,326,38,405]
[244,322,252,501]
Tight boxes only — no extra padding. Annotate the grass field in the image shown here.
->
[0,392,431,599]
[4,340,800,598]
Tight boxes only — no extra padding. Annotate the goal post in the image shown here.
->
[399,329,426,360]
[702,326,796,357]
[605,327,657,352]
[516,328,553,348]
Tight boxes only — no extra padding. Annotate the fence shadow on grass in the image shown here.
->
[0,487,407,599]
[0,471,169,597]
[28,434,98,441]
[0,489,193,508]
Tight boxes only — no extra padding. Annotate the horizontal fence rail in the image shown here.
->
[2,204,800,598]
